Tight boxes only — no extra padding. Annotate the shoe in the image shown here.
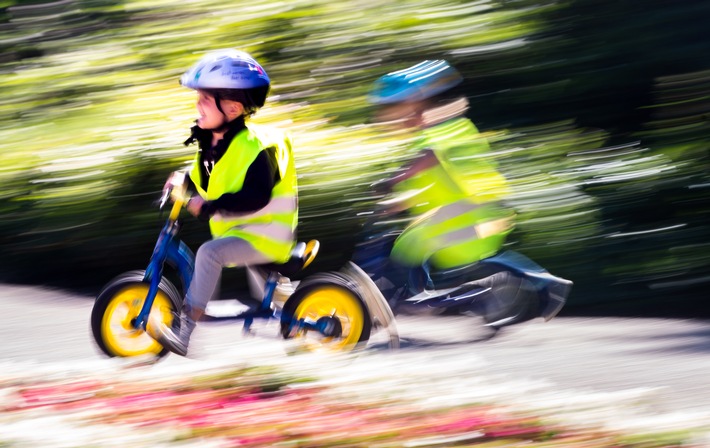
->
[154,313,196,356]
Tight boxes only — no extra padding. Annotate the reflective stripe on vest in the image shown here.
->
[211,195,297,223]
[392,202,513,268]
[189,125,298,263]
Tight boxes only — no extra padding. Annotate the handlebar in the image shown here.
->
[158,187,172,210]
[159,171,190,222]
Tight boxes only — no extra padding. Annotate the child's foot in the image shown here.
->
[152,314,196,357]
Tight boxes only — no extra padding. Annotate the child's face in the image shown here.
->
[374,101,423,130]
[195,91,224,130]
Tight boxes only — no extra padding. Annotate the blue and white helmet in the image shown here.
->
[368,60,463,105]
[180,49,270,90]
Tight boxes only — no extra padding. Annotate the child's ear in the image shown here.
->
[225,100,245,119]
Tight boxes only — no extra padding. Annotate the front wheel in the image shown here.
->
[91,270,182,358]
[281,274,371,353]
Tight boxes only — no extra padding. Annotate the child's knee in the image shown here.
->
[195,242,221,266]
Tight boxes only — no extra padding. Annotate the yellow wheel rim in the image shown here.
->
[292,286,365,352]
[101,284,175,357]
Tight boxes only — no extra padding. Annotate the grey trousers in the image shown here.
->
[184,237,273,313]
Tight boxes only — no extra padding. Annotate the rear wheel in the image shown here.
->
[281,277,371,353]
[91,270,182,358]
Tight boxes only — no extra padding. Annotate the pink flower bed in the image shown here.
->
[0,367,699,447]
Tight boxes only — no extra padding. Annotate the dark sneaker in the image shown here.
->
[153,315,196,357]
[540,277,573,321]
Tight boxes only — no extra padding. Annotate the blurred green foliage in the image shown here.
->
[0,0,708,315]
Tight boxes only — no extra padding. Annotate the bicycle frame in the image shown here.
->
[353,211,570,322]
[91,178,398,358]
[130,192,334,336]
[133,195,192,331]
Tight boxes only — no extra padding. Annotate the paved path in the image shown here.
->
[2,283,710,420]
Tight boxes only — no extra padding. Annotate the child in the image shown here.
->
[368,60,513,276]
[154,49,298,356]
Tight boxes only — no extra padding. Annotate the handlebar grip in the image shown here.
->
[168,183,189,221]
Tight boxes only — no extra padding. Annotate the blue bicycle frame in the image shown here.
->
[130,191,300,334]
[132,194,193,331]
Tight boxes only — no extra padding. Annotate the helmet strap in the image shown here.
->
[213,92,224,115]
[211,92,231,133]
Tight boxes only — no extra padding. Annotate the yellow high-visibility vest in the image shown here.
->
[189,125,298,264]
[391,118,513,268]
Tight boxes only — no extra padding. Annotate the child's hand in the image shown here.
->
[164,171,186,192]
[164,171,189,204]
[186,196,205,217]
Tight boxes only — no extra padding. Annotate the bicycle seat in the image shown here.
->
[258,240,320,277]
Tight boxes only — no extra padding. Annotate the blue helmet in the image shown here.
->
[368,60,463,105]
[180,49,270,90]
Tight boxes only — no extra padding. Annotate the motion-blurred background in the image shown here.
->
[1,0,708,316]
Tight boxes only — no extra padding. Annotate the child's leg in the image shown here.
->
[185,237,273,314]
[154,236,273,356]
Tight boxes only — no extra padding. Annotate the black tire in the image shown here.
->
[281,273,372,352]
[91,270,182,358]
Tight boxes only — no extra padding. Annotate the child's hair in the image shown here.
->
[208,86,270,117]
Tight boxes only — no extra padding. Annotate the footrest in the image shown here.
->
[235,308,274,320]
[203,300,275,321]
